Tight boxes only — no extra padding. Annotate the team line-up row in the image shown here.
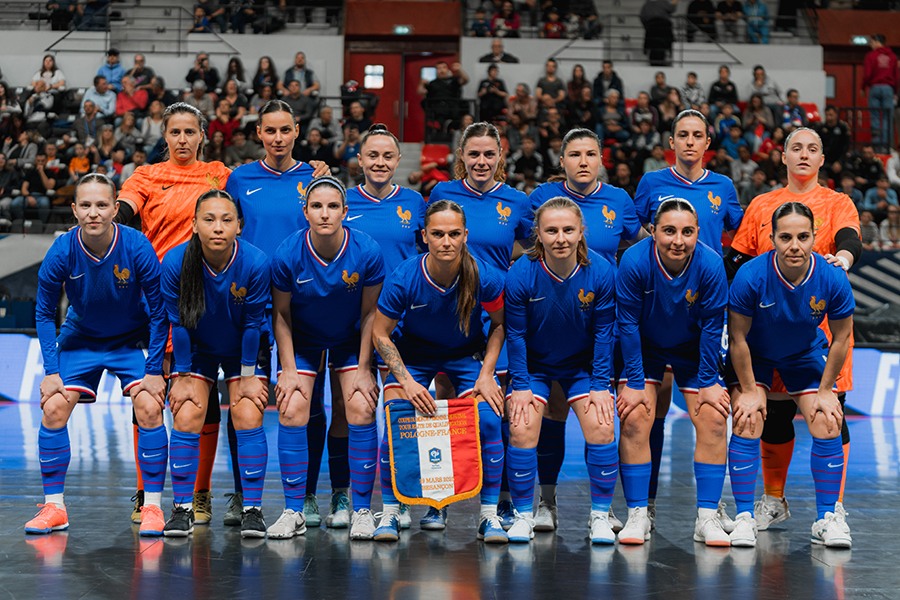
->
[25,102,860,553]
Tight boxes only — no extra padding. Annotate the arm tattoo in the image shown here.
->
[375,338,409,383]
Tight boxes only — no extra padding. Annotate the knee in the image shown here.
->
[133,398,163,428]
[42,397,71,428]
[692,410,727,443]
[344,397,375,426]
[620,411,652,441]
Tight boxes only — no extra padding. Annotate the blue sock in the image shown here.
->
[810,437,844,519]
[506,445,537,514]
[729,435,760,516]
[499,418,510,493]
[648,418,665,499]
[227,410,241,493]
[379,434,398,506]
[236,426,268,508]
[137,425,168,494]
[305,374,327,496]
[620,462,651,508]
[38,424,70,496]
[348,422,378,510]
[479,403,503,506]
[586,442,618,513]
[327,434,350,490]
[694,461,725,510]
[169,430,200,505]
[536,418,566,486]
[279,424,308,512]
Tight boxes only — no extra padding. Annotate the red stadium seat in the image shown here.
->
[421,144,451,167]
[737,101,748,114]
[624,98,638,117]
[801,102,821,124]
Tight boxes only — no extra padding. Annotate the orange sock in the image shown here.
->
[195,423,219,492]
[133,423,144,491]
[838,442,850,503]
[761,439,794,498]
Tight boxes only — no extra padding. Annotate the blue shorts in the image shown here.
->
[281,340,359,378]
[725,347,829,397]
[383,354,498,397]
[508,368,591,405]
[613,342,712,393]
[188,353,267,383]
[59,344,145,402]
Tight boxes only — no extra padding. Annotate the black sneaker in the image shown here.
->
[241,508,267,539]
[131,490,144,524]
[164,506,195,537]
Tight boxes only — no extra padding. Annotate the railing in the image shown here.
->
[838,105,897,152]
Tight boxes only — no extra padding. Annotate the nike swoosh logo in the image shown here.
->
[363,463,376,469]
[759,302,775,309]
[529,297,545,303]
[513,472,532,478]
[162,184,175,191]
[657,194,675,204]
[411,303,428,310]
[733,464,753,471]
[601,470,617,476]
[489,457,503,463]
[69,273,85,280]
[827,462,844,469]
[346,214,363,221]
[644,290,654,295]
[286,476,302,484]
[296,278,314,285]
[39,457,59,463]
[246,188,262,195]
[244,469,263,476]
[141,452,162,459]
[173,463,191,469]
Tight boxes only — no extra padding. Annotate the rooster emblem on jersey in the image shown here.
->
[810,296,826,318]
[496,202,511,225]
[206,173,221,189]
[397,205,412,227]
[113,264,130,287]
[685,289,699,307]
[230,282,247,303]
[343,270,360,291]
[602,205,616,227]
[297,181,307,202]
[708,191,721,214]
[578,288,595,310]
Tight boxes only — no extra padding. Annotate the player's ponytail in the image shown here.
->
[527,196,590,266]
[453,121,507,183]
[179,189,240,329]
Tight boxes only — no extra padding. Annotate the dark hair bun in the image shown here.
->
[369,123,388,133]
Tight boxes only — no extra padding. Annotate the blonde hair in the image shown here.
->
[526,197,590,266]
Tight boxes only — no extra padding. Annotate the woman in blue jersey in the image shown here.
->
[160,189,270,538]
[726,201,853,549]
[504,197,618,544]
[632,109,743,526]
[615,198,731,546]
[269,176,385,541]
[370,200,507,544]
[225,99,337,531]
[524,127,642,532]
[28,173,168,537]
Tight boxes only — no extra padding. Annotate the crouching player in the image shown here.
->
[28,173,168,536]
[504,197,618,544]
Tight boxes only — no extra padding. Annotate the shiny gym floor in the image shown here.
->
[2,401,898,599]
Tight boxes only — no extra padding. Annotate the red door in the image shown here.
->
[345,53,404,136]
[825,62,871,145]
[403,53,460,143]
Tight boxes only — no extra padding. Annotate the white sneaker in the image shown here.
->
[647,499,657,531]
[324,490,351,529]
[590,510,616,545]
[398,503,412,530]
[349,509,376,541]
[266,509,307,539]
[811,511,852,548]
[533,498,558,532]
[617,506,652,545]
[729,511,758,548]
[717,500,735,533]
[694,509,731,547]
[608,507,624,533]
[754,494,790,531]
[507,514,535,543]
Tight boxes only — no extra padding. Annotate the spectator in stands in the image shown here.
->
[120,147,145,182]
[716,0,742,41]
[97,48,124,92]
[817,105,850,177]
[543,134,564,171]
[67,142,92,181]
[682,71,707,109]
[569,86,599,135]
[539,105,567,147]
[540,7,566,38]
[185,80,215,118]
[731,144,758,191]
[221,79,248,121]
[630,91,659,134]
[570,0,603,39]
[224,57,248,90]
[506,112,539,154]
[643,143,668,174]
[479,38,520,63]
[567,64,589,104]
[598,89,630,145]
[755,124,784,160]
[46,1,77,31]
[0,153,16,227]
[756,146,783,186]
[283,80,317,125]
[742,93,775,151]
[886,149,900,191]
[82,75,116,118]
[743,0,769,43]
[334,124,362,183]
[126,54,155,91]
[32,55,66,92]
[649,71,674,107]
[612,161,636,196]
[281,52,320,100]
[307,105,340,142]
[592,60,624,111]
[859,210,881,250]
[862,175,898,217]
[780,88,807,131]
[880,205,900,249]
[76,0,111,32]
[94,123,123,164]
[707,146,733,177]
[836,172,863,208]
[508,135,545,187]
[148,77,178,107]
[491,1,521,38]
[11,151,55,222]
[70,100,103,144]
[249,84,274,114]
[536,59,566,110]
[189,6,214,33]
[0,82,20,117]
[848,144,885,192]
[205,129,227,163]
[43,143,66,182]
[687,0,717,41]
[230,0,266,34]
[209,98,240,146]
[477,64,509,124]
[140,100,165,152]
[629,119,661,170]
[470,7,492,37]
[640,0,676,66]
[343,100,372,133]
[116,76,148,119]
[721,123,749,159]
[714,102,741,140]
[3,129,39,170]
[418,61,468,139]
[23,80,56,128]
[185,52,220,91]
[509,83,538,124]
[747,65,781,116]
[251,56,278,95]
[114,111,141,159]
[863,34,897,153]
[295,127,335,166]
[739,167,771,208]
[708,64,738,117]
[225,129,263,166]
[657,88,684,133]
[196,0,228,33]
